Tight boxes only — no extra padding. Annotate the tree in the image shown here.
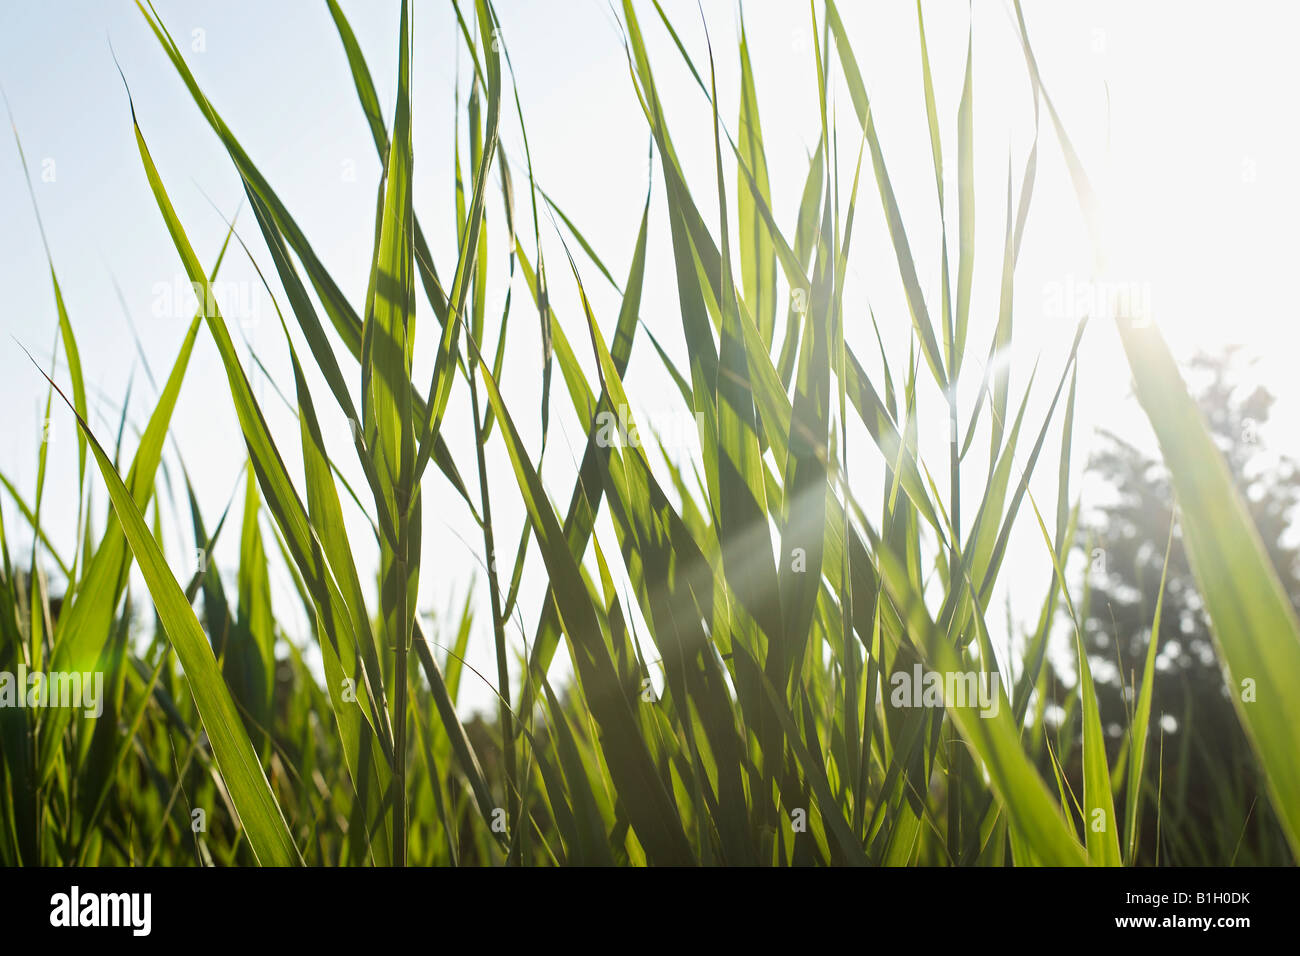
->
[1072,348,1297,864]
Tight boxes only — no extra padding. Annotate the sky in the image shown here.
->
[2,0,1299,717]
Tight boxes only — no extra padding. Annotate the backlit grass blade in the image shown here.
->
[872,537,1087,865]
[279,311,395,789]
[30,360,301,866]
[326,0,450,327]
[410,622,501,838]
[467,332,695,866]
[138,0,471,510]
[1124,516,1174,864]
[127,89,397,862]
[1026,493,1121,865]
[737,9,776,347]
[231,469,275,750]
[540,679,617,866]
[827,0,945,391]
[706,40,783,657]
[621,0,720,414]
[1010,0,1103,263]
[777,194,832,686]
[778,139,825,388]
[361,0,418,865]
[1117,315,1300,858]
[516,188,650,722]
[988,161,1016,464]
[38,307,205,781]
[410,0,502,491]
[954,20,974,368]
[138,1,358,354]
[241,189,399,548]
[570,247,755,863]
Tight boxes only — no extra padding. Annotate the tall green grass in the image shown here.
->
[1,0,1295,866]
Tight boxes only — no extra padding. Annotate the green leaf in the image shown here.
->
[1124,517,1174,864]
[827,0,946,391]
[737,11,776,347]
[1117,315,1300,859]
[31,359,301,866]
[467,331,695,866]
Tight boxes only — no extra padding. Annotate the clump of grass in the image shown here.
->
[0,0,1295,866]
